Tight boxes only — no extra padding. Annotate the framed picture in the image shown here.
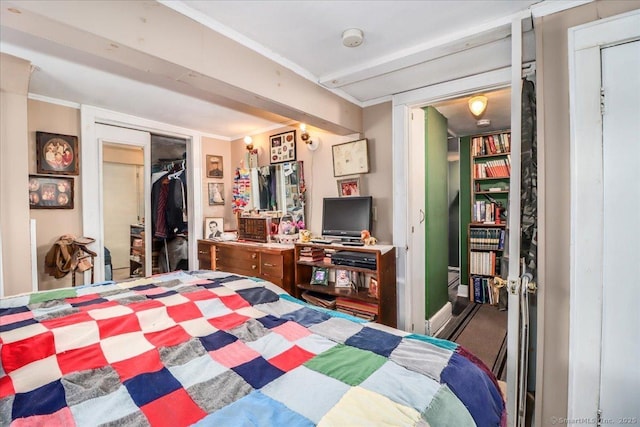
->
[368,277,379,299]
[332,138,369,177]
[36,131,79,175]
[208,183,225,205]
[206,155,223,178]
[29,175,74,209]
[310,266,329,286]
[269,130,296,164]
[337,177,360,197]
[204,217,224,239]
[335,269,351,288]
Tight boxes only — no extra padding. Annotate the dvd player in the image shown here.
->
[331,251,377,270]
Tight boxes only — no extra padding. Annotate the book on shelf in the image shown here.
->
[469,227,505,251]
[336,297,378,314]
[301,291,336,309]
[472,133,511,156]
[299,246,325,262]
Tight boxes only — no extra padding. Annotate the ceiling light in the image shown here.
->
[342,28,364,48]
[468,95,488,118]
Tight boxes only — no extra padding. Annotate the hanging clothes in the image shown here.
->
[520,78,537,277]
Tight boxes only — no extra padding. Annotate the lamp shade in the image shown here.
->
[468,95,488,117]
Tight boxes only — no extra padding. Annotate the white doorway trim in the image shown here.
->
[81,105,204,282]
[392,66,512,333]
[567,9,640,422]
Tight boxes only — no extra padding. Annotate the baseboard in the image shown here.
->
[425,301,452,336]
[457,284,469,298]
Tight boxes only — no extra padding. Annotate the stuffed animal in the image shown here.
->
[360,229,378,246]
[299,229,312,243]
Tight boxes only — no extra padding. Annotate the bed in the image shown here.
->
[0,270,505,426]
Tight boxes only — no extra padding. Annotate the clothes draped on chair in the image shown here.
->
[44,235,97,285]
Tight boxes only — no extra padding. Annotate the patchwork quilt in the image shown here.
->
[0,271,505,426]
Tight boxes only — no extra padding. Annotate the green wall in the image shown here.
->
[424,106,448,318]
[459,136,471,286]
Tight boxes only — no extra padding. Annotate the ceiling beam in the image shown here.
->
[1,0,362,135]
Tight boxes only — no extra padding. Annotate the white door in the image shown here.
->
[599,39,640,421]
[568,10,640,422]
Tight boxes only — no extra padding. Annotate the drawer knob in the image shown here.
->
[198,251,207,255]
[251,253,257,259]
[263,263,275,267]
[252,265,257,270]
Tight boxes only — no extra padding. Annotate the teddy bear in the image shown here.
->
[360,229,377,246]
[299,229,312,243]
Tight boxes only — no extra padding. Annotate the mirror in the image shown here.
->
[245,161,305,228]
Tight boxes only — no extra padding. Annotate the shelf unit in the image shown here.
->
[294,243,396,327]
[469,130,510,304]
[130,224,145,278]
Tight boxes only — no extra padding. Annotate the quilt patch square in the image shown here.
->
[10,407,74,427]
[57,342,109,375]
[192,390,314,427]
[257,314,288,329]
[318,386,420,427]
[235,287,280,305]
[194,297,231,319]
[135,306,177,333]
[11,379,66,418]
[158,338,207,367]
[0,374,15,398]
[208,312,249,330]
[40,310,93,330]
[111,349,164,382]
[181,289,219,302]
[97,313,142,340]
[77,300,118,313]
[145,325,191,348]
[100,331,154,363]
[166,302,202,323]
[271,320,312,342]
[179,317,218,337]
[0,322,48,344]
[281,306,331,328]
[87,304,133,320]
[0,317,38,333]
[69,385,140,426]
[210,340,260,368]
[141,388,206,427]
[0,309,33,326]
[70,297,108,308]
[168,354,227,389]
[344,326,403,357]
[124,367,182,407]
[51,320,100,353]
[245,331,293,360]
[219,294,251,310]
[304,344,386,386]
[9,355,62,393]
[232,356,285,389]
[186,370,253,414]
[2,331,55,373]
[198,330,237,352]
[262,366,349,424]
[61,366,121,406]
[268,345,316,372]
[126,299,165,313]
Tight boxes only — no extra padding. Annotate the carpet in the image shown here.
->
[437,302,507,379]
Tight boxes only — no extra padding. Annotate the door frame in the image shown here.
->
[567,9,640,421]
[81,105,204,282]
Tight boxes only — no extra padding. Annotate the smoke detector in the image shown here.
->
[342,28,364,47]
[477,119,491,127]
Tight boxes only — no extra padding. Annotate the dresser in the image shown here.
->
[197,240,295,294]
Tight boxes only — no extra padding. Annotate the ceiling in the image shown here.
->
[0,0,552,139]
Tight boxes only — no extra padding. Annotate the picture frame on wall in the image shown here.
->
[332,138,369,177]
[269,130,296,164]
[310,266,329,286]
[29,175,74,209]
[337,177,361,197]
[204,217,224,239]
[36,131,79,175]
[208,182,225,206]
[206,155,223,178]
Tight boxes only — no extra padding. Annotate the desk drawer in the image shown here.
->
[197,242,213,269]
[260,253,284,279]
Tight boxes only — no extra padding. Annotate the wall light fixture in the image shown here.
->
[468,95,488,118]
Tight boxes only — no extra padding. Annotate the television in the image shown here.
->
[321,196,373,241]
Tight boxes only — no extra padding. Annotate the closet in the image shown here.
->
[149,134,189,274]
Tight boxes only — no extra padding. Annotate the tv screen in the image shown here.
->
[322,196,373,240]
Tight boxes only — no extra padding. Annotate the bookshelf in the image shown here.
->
[469,130,510,304]
[294,243,397,327]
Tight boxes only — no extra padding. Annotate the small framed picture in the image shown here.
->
[204,217,224,239]
[337,177,360,197]
[36,131,79,175]
[206,155,223,178]
[368,277,379,299]
[310,266,329,286]
[335,269,351,288]
[208,182,225,205]
[332,138,369,177]
[270,130,296,164]
[29,175,74,209]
